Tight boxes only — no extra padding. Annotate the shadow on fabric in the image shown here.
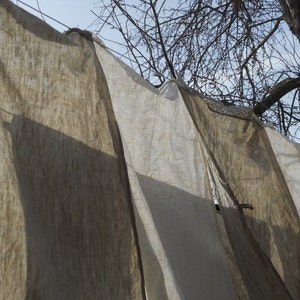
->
[4,115,141,300]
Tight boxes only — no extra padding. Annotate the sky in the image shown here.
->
[13,0,125,57]
[11,0,300,141]
[13,0,101,33]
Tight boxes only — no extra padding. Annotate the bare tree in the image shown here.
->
[278,0,300,40]
[92,0,300,139]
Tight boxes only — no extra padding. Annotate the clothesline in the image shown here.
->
[16,0,70,29]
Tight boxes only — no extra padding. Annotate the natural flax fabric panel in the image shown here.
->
[265,127,300,216]
[94,44,237,300]
[180,87,300,300]
[0,1,145,299]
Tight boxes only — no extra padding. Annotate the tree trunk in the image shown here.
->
[278,0,300,40]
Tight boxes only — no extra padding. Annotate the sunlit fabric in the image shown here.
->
[0,1,299,299]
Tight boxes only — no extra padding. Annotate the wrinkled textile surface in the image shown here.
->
[181,88,300,300]
[0,1,144,299]
[94,46,236,300]
[1,1,300,300]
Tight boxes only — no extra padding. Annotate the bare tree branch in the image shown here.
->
[254,77,300,116]
[93,0,300,138]
[241,20,281,68]
[149,0,176,78]
[278,0,300,40]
